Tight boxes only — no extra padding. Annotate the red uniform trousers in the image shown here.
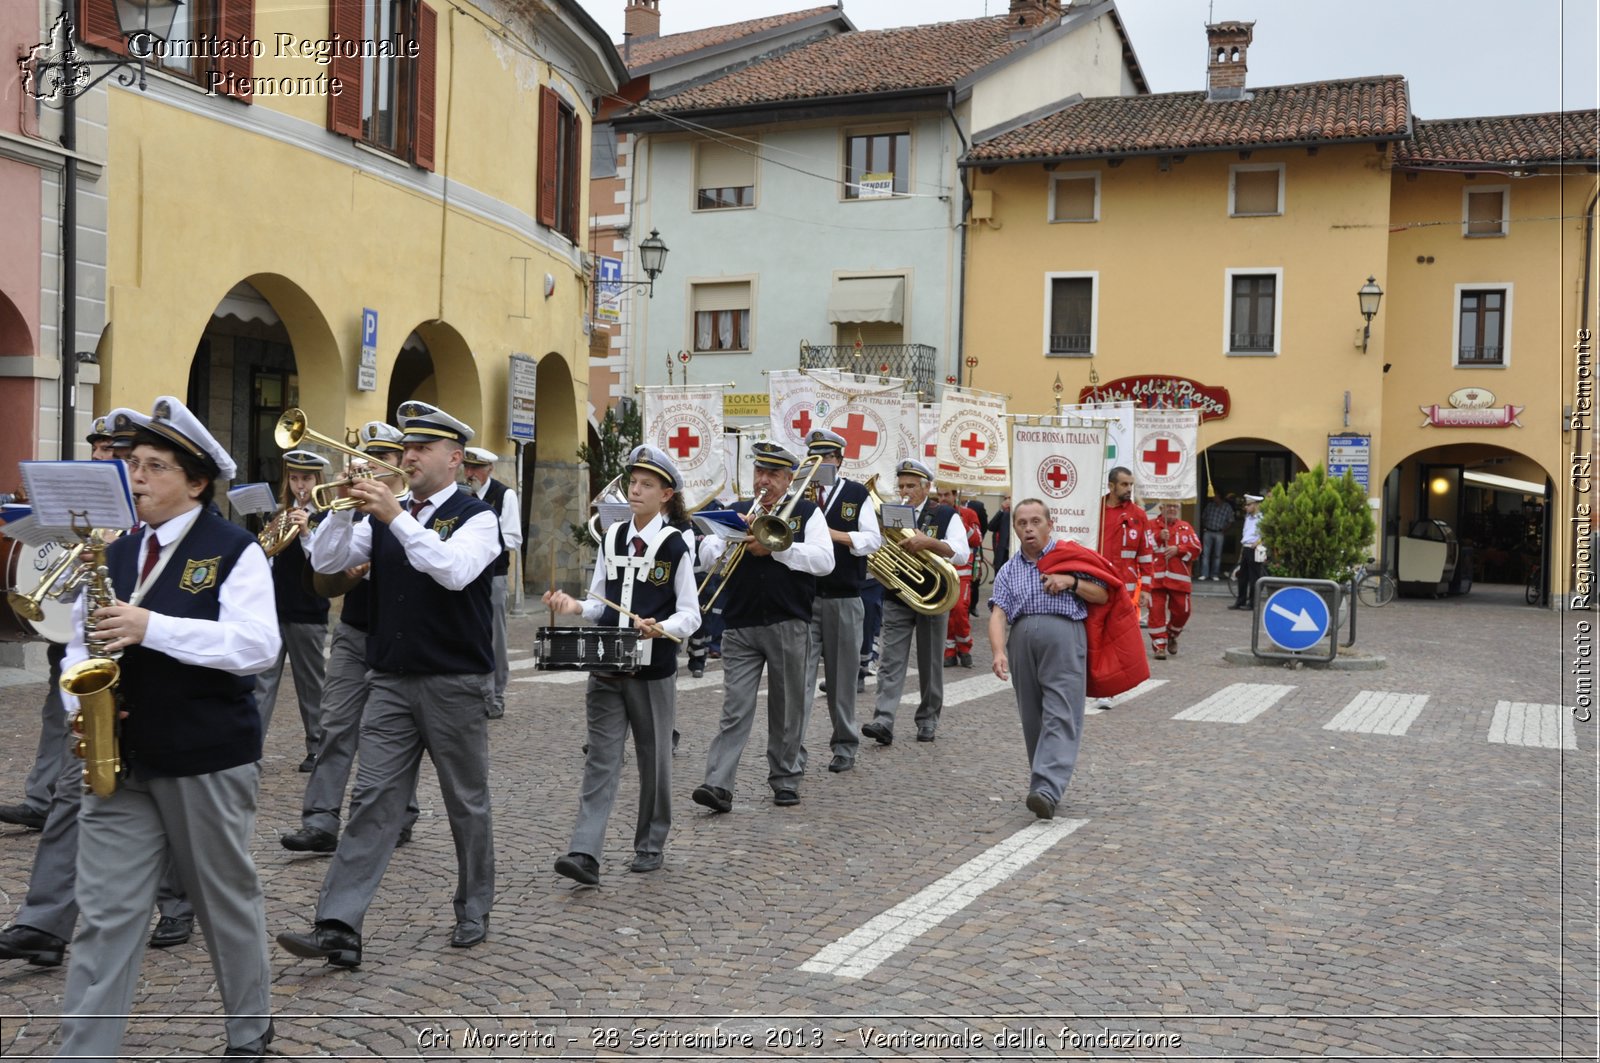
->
[1148,589,1191,654]
[945,576,973,659]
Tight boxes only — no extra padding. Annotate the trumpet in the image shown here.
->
[7,541,87,621]
[698,455,822,612]
[312,457,404,511]
[273,408,409,512]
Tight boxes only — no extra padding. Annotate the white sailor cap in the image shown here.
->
[805,428,847,455]
[463,447,499,467]
[282,449,330,473]
[396,400,474,445]
[358,421,404,454]
[627,444,683,491]
[896,458,935,482]
[751,441,799,472]
[87,416,113,443]
[1243,493,1264,503]
[141,396,237,480]
[107,408,143,449]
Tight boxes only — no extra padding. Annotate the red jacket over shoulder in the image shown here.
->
[1038,541,1149,699]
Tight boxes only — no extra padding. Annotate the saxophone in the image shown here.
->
[59,529,122,797]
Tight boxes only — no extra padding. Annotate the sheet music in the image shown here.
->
[227,483,278,516]
[812,463,838,488]
[0,513,62,547]
[19,461,134,532]
[596,502,634,533]
[692,510,751,542]
[880,503,915,530]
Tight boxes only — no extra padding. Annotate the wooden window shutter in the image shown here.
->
[1052,177,1095,221]
[413,3,437,170]
[215,0,256,103]
[565,111,582,235]
[1233,169,1279,215]
[1466,190,1504,235]
[537,86,560,228]
[77,0,130,56]
[327,0,364,138]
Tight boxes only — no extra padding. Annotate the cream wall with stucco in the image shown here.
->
[967,13,1136,136]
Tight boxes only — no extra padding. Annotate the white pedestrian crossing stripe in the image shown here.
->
[1087,678,1166,715]
[1487,702,1576,750]
[1173,682,1294,724]
[1324,691,1429,736]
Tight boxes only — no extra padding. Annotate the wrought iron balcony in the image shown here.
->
[799,343,938,395]
[1229,332,1276,353]
[1048,333,1092,356]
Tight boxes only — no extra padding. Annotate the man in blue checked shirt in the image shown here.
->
[988,499,1107,821]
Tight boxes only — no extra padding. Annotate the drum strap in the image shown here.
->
[603,520,679,669]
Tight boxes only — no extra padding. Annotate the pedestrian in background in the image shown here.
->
[1198,489,1234,581]
[1230,493,1265,610]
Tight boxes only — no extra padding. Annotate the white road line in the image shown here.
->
[1323,691,1430,736]
[512,671,588,685]
[1172,682,1294,724]
[799,818,1088,980]
[908,672,1012,708]
[1087,678,1167,715]
[1488,701,1576,750]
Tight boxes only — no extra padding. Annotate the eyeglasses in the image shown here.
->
[124,457,182,476]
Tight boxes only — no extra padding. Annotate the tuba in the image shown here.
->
[864,477,961,616]
[58,526,122,797]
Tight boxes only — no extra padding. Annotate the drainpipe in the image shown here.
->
[59,85,78,459]
[947,90,970,391]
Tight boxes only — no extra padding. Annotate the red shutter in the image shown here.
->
[536,86,559,228]
[215,0,255,103]
[412,3,437,170]
[77,0,130,56]
[565,112,583,237]
[327,0,364,137]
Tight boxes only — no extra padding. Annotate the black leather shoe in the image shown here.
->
[149,915,193,948]
[485,704,505,720]
[450,917,487,948]
[826,755,853,773]
[297,755,316,773]
[277,923,362,967]
[691,784,732,813]
[0,803,46,830]
[0,924,66,966]
[689,663,704,678]
[1026,790,1057,820]
[224,1019,275,1059]
[281,826,337,853]
[554,852,600,885]
[860,721,893,746]
[943,656,958,668]
[856,677,867,694]
[959,653,973,668]
[773,789,800,806]
[629,852,663,873]
[916,728,936,742]
[397,825,413,847]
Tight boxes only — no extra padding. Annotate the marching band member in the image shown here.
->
[253,449,331,771]
[937,483,984,669]
[54,396,280,1062]
[461,447,523,719]
[280,401,499,967]
[691,442,833,812]
[544,445,699,884]
[280,423,420,854]
[860,460,968,745]
[799,429,880,774]
[1149,501,1201,659]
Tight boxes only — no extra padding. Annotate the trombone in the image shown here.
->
[698,455,822,612]
[273,408,408,512]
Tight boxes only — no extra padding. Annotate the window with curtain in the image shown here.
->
[695,139,756,210]
[692,282,751,352]
[1229,274,1276,352]
[1048,277,1094,355]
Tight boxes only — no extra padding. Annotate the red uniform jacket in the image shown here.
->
[956,505,982,576]
[1098,500,1153,596]
[1151,517,1202,593]
[1037,542,1149,699]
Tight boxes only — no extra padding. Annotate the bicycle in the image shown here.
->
[1524,560,1542,605]
[1351,558,1396,608]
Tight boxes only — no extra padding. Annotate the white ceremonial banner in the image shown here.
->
[918,401,939,463]
[722,433,742,504]
[768,370,820,456]
[1132,407,1200,501]
[730,427,769,501]
[1059,400,1135,473]
[936,388,1009,489]
[643,386,726,505]
[1011,422,1107,549]
[814,373,904,488]
[893,393,920,487]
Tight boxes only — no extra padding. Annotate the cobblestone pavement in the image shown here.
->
[0,584,1593,1059]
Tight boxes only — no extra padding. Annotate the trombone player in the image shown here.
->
[691,442,833,813]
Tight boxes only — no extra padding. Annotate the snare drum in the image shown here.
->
[0,537,76,644]
[533,626,645,672]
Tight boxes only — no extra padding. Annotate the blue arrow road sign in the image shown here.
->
[1262,586,1331,652]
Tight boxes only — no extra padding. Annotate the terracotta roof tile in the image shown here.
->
[621,6,840,71]
[649,15,1027,111]
[1395,111,1599,167]
[966,76,1411,163]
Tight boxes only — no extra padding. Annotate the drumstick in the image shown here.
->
[585,592,683,643]
[548,540,556,629]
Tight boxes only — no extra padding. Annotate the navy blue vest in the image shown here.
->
[817,477,870,598]
[599,519,690,679]
[107,509,262,777]
[481,478,511,577]
[336,515,372,633]
[718,497,820,629]
[272,521,329,625]
[366,489,495,674]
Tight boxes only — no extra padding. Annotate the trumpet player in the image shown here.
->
[461,447,522,720]
[691,442,833,813]
[254,449,331,772]
[54,396,281,1062]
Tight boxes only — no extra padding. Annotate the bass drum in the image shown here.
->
[1,537,77,644]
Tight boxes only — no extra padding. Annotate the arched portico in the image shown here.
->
[527,352,584,592]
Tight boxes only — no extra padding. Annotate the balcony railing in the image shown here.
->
[1229,332,1275,353]
[1048,333,1091,356]
[799,343,938,395]
[1458,345,1504,365]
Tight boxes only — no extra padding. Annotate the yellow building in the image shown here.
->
[72,0,623,586]
[962,21,1596,600]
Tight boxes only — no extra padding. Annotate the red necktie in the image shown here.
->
[632,536,647,557]
[140,534,161,583]
[409,499,427,521]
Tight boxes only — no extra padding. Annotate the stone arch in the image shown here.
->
[0,288,39,473]
[527,352,584,591]
[1197,434,1311,499]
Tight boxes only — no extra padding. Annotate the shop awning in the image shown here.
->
[827,276,904,325]
[212,283,281,326]
[1464,470,1546,495]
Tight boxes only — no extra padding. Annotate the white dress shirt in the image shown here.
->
[699,504,836,577]
[920,500,971,566]
[310,481,501,591]
[582,513,702,641]
[473,479,524,553]
[822,478,883,557]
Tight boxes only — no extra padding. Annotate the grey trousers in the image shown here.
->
[21,649,67,814]
[799,596,864,769]
[57,763,271,1061]
[1008,614,1088,803]
[14,729,83,939]
[703,619,808,796]
[569,673,674,860]
[255,620,328,756]
[872,597,948,734]
[315,671,494,934]
[490,575,509,713]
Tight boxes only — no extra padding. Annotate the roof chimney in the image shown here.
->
[1008,0,1063,29]
[1205,20,1254,101]
[625,0,661,41]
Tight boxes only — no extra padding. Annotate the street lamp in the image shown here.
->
[603,229,668,299]
[1357,275,1383,353]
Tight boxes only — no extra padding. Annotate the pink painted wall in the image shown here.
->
[0,1,44,470]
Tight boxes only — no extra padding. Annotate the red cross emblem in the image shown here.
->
[959,432,986,459]
[836,412,879,460]
[790,409,814,436]
[1046,465,1072,489]
[1142,437,1182,476]
[666,426,700,459]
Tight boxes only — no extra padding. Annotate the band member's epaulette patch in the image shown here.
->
[181,557,221,594]
[787,517,800,532]
[432,517,460,540]
[647,559,672,586]
[841,502,858,521]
